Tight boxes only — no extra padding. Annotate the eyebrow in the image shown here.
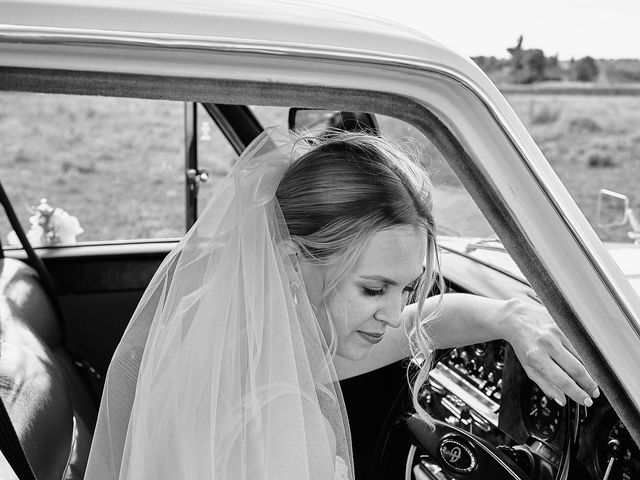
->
[359,267,425,287]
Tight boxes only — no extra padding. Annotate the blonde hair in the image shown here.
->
[276,131,442,425]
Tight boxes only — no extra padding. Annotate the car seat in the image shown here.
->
[0,257,97,480]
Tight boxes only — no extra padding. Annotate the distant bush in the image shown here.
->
[510,49,547,84]
[586,151,616,168]
[606,65,640,83]
[573,56,599,82]
[472,56,510,73]
[76,163,97,174]
[568,117,602,133]
[14,148,33,164]
[529,103,561,125]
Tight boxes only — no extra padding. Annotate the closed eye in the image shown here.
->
[363,287,384,297]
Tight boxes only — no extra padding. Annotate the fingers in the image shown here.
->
[553,326,580,359]
[525,351,598,407]
[518,317,600,405]
[552,344,600,400]
[506,300,601,406]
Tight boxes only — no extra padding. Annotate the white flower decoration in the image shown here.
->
[49,208,84,244]
[6,199,84,246]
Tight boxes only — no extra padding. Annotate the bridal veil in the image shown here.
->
[85,128,354,479]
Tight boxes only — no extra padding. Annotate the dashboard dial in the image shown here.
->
[473,343,488,356]
[596,417,640,480]
[522,383,563,441]
[494,344,505,370]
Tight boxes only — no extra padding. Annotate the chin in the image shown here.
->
[336,343,375,361]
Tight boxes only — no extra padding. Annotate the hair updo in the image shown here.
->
[276,131,441,423]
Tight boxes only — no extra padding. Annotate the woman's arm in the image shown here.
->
[334,293,599,407]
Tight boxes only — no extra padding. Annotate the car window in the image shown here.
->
[376,114,495,238]
[505,93,640,245]
[196,105,289,216]
[0,92,190,245]
[196,104,240,215]
[250,106,496,239]
[250,106,288,129]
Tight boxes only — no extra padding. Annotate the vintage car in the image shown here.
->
[0,0,639,479]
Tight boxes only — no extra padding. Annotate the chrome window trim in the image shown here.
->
[1,25,639,338]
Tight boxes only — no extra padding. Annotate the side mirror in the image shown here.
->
[288,109,379,136]
[597,189,629,228]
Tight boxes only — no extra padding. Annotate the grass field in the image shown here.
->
[0,91,639,245]
[0,94,187,241]
[505,93,640,242]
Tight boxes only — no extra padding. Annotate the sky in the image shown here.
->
[321,0,640,60]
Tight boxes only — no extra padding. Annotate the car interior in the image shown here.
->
[0,69,639,480]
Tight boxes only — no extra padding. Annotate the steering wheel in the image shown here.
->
[406,415,530,479]
[373,352,580,480]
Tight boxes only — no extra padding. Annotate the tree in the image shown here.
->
[524,50,546,82]
[507,36,548,84]
[574,56,599,82]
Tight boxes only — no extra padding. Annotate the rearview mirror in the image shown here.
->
[288,109,379,136]
[597,189,629,228]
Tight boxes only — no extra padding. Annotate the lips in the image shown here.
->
[358,330,384,344]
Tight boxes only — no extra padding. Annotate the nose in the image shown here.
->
[374,294,404,329]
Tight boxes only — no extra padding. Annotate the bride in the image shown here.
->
[85,127,599,479]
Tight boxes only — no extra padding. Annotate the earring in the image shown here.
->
[290,280,301,305]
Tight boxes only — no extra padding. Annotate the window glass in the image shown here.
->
[196,105,287,214]
[196,104,240,214]
[0,92,184,245]
[505,93,640,296]
[376,114,495,239]
[250,106,288,129]
[505,94,640,245]
[249,106,495,239]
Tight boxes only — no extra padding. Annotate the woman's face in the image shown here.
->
[301,225,428,360]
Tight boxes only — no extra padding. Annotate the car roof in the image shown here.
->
[1,0,484,85]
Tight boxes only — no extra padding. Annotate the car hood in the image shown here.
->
[439,237,640,297]
[603,243,640,295]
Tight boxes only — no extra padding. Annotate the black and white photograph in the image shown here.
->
[0,1,638,479]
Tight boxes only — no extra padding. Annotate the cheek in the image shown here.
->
[327,287,374,336]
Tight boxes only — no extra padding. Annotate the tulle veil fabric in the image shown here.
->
[85,128,354,479]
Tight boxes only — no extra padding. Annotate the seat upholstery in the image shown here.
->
[0,258,97,479]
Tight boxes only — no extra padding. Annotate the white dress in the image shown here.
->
[335,456,350,479]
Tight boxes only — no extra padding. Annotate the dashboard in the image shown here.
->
[414,340,640,480]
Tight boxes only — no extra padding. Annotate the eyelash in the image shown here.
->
[363,287,385,297]
[362,285,417,297]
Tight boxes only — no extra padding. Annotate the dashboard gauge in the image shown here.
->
[494,344,505,370]
[473,343,488,356]
[522,383,563,441]
[595,416,640,480]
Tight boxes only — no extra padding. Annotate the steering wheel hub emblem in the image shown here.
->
[438,436,477,473]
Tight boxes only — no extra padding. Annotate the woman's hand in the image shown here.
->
[498,299,600,407]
